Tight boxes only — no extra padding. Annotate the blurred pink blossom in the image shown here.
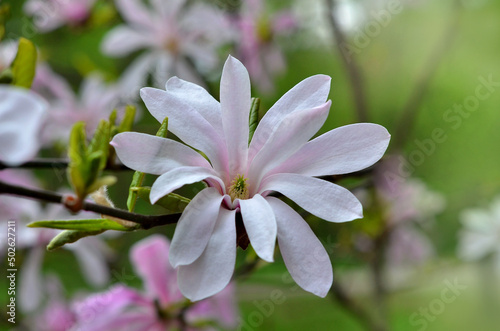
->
[101,0,232,97]
[236,0,297,92]
[33,66,121,145]
[72,234,238,330]
[23,0,96,32]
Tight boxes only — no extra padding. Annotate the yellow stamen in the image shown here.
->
[228,174,249,201]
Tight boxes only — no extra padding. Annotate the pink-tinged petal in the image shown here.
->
[275,123,390,177]
[111,132,211,175]
[68,239,109,287]
[267,197,333,297]
[248,101,331,191]
[170,188,223,267]
[131,235,179,305]
[248,75,331,162]
[220,56,251,175]
[0,86,47,166]
[178,208,236,301]
[272,12,297,33]
[239,195,276,262]
[151,0,186,19]
[260,173,362,222]
[150,166,225,204]
[101,25,154,57]
[141,87,228,174]
[19,246,45,312]
[165,77,223,133]
[115,0,155,29]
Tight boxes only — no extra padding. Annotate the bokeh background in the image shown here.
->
[1,0,500,330]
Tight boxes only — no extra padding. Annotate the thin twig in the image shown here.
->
[329,272,387,331]
[0,180,180,229]
[0,159,130,171]
[325,0,369,122]
[393,0,461,150]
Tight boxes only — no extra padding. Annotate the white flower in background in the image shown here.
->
[0,86,47,165]
[23,0,96,32]
[458,196,500,272]
[111,56,390,301]
[33,66,120,144]
[0,40,17,72]
[101,0,232,98]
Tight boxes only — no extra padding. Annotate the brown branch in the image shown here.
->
[325,0,369,122]
[393,0,461,150]
[0,180,180,229]
[0,159,130,171]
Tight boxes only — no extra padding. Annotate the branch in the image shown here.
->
[0,180,181,229]
[329,271,387,331]
[325,0,369,122]
[0,159,130,171]
[392,1,461,150]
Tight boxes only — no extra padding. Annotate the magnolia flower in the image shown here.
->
[33,67,120,144]
[111,56,390,301]
[458,196,500,272]
[0,86,47,165]
[72,235,238,330]
[23,0,96,32]
[101,0,232,97]
[236,0,296,92]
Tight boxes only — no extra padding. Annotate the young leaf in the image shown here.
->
[248,97,260,144]
[118,105,136,133]
[132,186,190,213]
[47,230,104,251]
[11,38,37,88]
[28,218,136,232]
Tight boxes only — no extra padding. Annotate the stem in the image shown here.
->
[0,159,130,171]
[0,180,180,229]
[325,0,369,122]
[392,1,461,150]
[329,270,387,331]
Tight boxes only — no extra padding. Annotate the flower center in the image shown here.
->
[228,174,249,201]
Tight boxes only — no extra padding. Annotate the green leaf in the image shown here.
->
[156,117,169,138]
[132,186,190,213]
[11,38,37,88]
[118,105,136,133]
[67,123,88,198]
[46,230,104,251]
[88,119,110,170]
[86,175,117,194]
[248,97,260,144]
[127,171,145,212]
[28,218,135,232]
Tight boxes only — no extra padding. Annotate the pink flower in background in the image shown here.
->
[236,0,297,92]
[0,86,47,165]
[0,170,40,222]
[111,56,390,300]
[458,196,500,273]
[0,40,17,71]
[33,66,121,144]
[72,235,238,331]
[101,0,232,98]
[23,0,96,32]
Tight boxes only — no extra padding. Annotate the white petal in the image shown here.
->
[267,197,333,297]
[239,195,277,262]
[140,87,228,174]
[165,77,223,133]
[260,173,362,222]
[0,86,47,165]
[170,188,224,267]
[115,0,155,28]
[249,75,331,162]
[275,123,391,176]
[111,132,211,175]
[118,52,157,100]
[178,208,236,301]
[19,247,45,312]
[150,166,224,204]
[220,56,251,175]
[248,101,331,191]
[101,25,154,56]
